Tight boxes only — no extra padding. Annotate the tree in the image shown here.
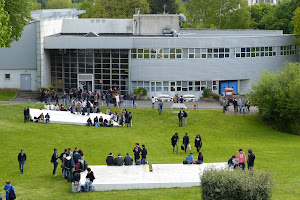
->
[0,0,33,48]
[149,0,179,14]
[31,0,42,10]
[77,0,93,18]
[249,2,276,29]
[248,62,300,134]
[45,0,73,9]
[37,0,48,9]
[185,0,251,29]
[82,0,150,18]
[292,7,300,44]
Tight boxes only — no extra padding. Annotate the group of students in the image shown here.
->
[51,147,95,193]
[106,143,148,166]
[86,108,133,127]
[228,149,256,170]
[34,112,50,123]
[224,98,250,114]
[171,133,202,153]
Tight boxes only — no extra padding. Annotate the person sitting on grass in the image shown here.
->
[84,168,95,192]
[93,116,98,126]
[103,119,108,127]
[115,154,124,166]
[99,116,104,126]
[86,118,92,126]
[45,113,50,124]
[228,155,236,168]
[124,153,133,165]
[196,152,203,164]
[106,153,114,166]
[185,153,194,164]
[38,113,44,122]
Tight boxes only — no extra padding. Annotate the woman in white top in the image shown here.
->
[151,96,155,109]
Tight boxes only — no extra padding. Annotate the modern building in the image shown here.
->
[248,0,278,5]
[0,9,298,97]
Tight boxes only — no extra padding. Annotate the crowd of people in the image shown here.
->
[87,108,133,127]
[228,149,256,170]
[51,147,95,193]
[106,143,148,166]
[223,98,250,114]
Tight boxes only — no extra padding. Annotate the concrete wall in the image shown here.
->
[61,19,133,34]
[0,23,37,70]
[133,14,179,35]
[0,70,38,90]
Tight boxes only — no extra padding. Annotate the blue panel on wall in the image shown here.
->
[219,81,237,95]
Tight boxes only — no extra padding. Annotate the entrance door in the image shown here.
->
[20,74,31,91]
[78,74,94,92]
[219,81,237,95]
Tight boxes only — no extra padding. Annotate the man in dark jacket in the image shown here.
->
[64,153,75,182]
[124,153,133,165]
[183,110,188,125]
[51,148,59,176]
[247,149,255,170]
[115,154,124,166]
[133,143,142,164]
[106,153,115,166]
[178,111,183,127]
[18,149,27,174]
[141,145,148,164]
[183,133,190,153]
[171,133,179,153]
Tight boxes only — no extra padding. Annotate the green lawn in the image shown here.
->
[0,91,18,101]
[0,104,299,200]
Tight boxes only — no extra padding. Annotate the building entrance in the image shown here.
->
[78,74,94,92]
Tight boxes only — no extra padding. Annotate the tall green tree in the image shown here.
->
[0,0,33,48]
[292,7,300,44]
[249,2,276,29]
[37,0,48,9]
[185,0,251,29]
[82,0,150,18]
[248,62,300,134]
[149,0,179,14]
[31,0,42,10]
[45,0,73,9]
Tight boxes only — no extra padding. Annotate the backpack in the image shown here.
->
[77,102,81,107]
[9,187,16,200]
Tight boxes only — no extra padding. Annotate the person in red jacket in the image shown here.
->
[236,149,246,170]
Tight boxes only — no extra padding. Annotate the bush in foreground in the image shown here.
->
[201,168,272,200]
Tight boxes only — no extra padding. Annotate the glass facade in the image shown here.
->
[50,49,129,93]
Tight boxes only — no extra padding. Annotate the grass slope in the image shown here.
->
[0,92,17,101]
[0,104,299,200]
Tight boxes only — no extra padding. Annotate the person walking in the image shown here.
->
[171,133,179,153]
[236,149,246,170]
[141,145,148,164]
[23,108,28,123]
[151,96,155,109]
[51,148,59,176]
[183,133,190,153]
[123,94,127,108]
[183,110,188,125]
[178,111,183,127]
[158,101,163,115]
[18,149,26,174]
[247,149,255,170]
[4,181,16,200]
[195,134,202,152]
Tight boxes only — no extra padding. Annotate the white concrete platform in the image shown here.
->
[80,163,227,191]
[29,108,120,126]
[171,103,187,109]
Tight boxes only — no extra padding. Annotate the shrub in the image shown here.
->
[248,62,300,134]
[202,88,212,98]
[133,87,147,96]
[212,93,220,100]
[201,168,272,200]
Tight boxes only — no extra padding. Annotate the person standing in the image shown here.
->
[178,111,183,127]
[123,94,127,108]
[64,153,75,182]
[18,149,26,174]
[158,101,163,115]
[247,149,255,170]
[195,134,202,152]
[236,149,246,170]
[171,133,179,153]
[183,110,188,125]
[23,108,28,123]
[51,148,59,176]
[86,100,91,116]
[4,181,15,200]
[233,98,238,112]
[133,143,142,164]
[151,96,155,109]
[183,133,190,153]
[141,145,148,165]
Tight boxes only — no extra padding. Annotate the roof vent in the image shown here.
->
[84,32,99,37]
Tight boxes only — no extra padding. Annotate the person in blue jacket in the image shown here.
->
[4,180,15,200]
